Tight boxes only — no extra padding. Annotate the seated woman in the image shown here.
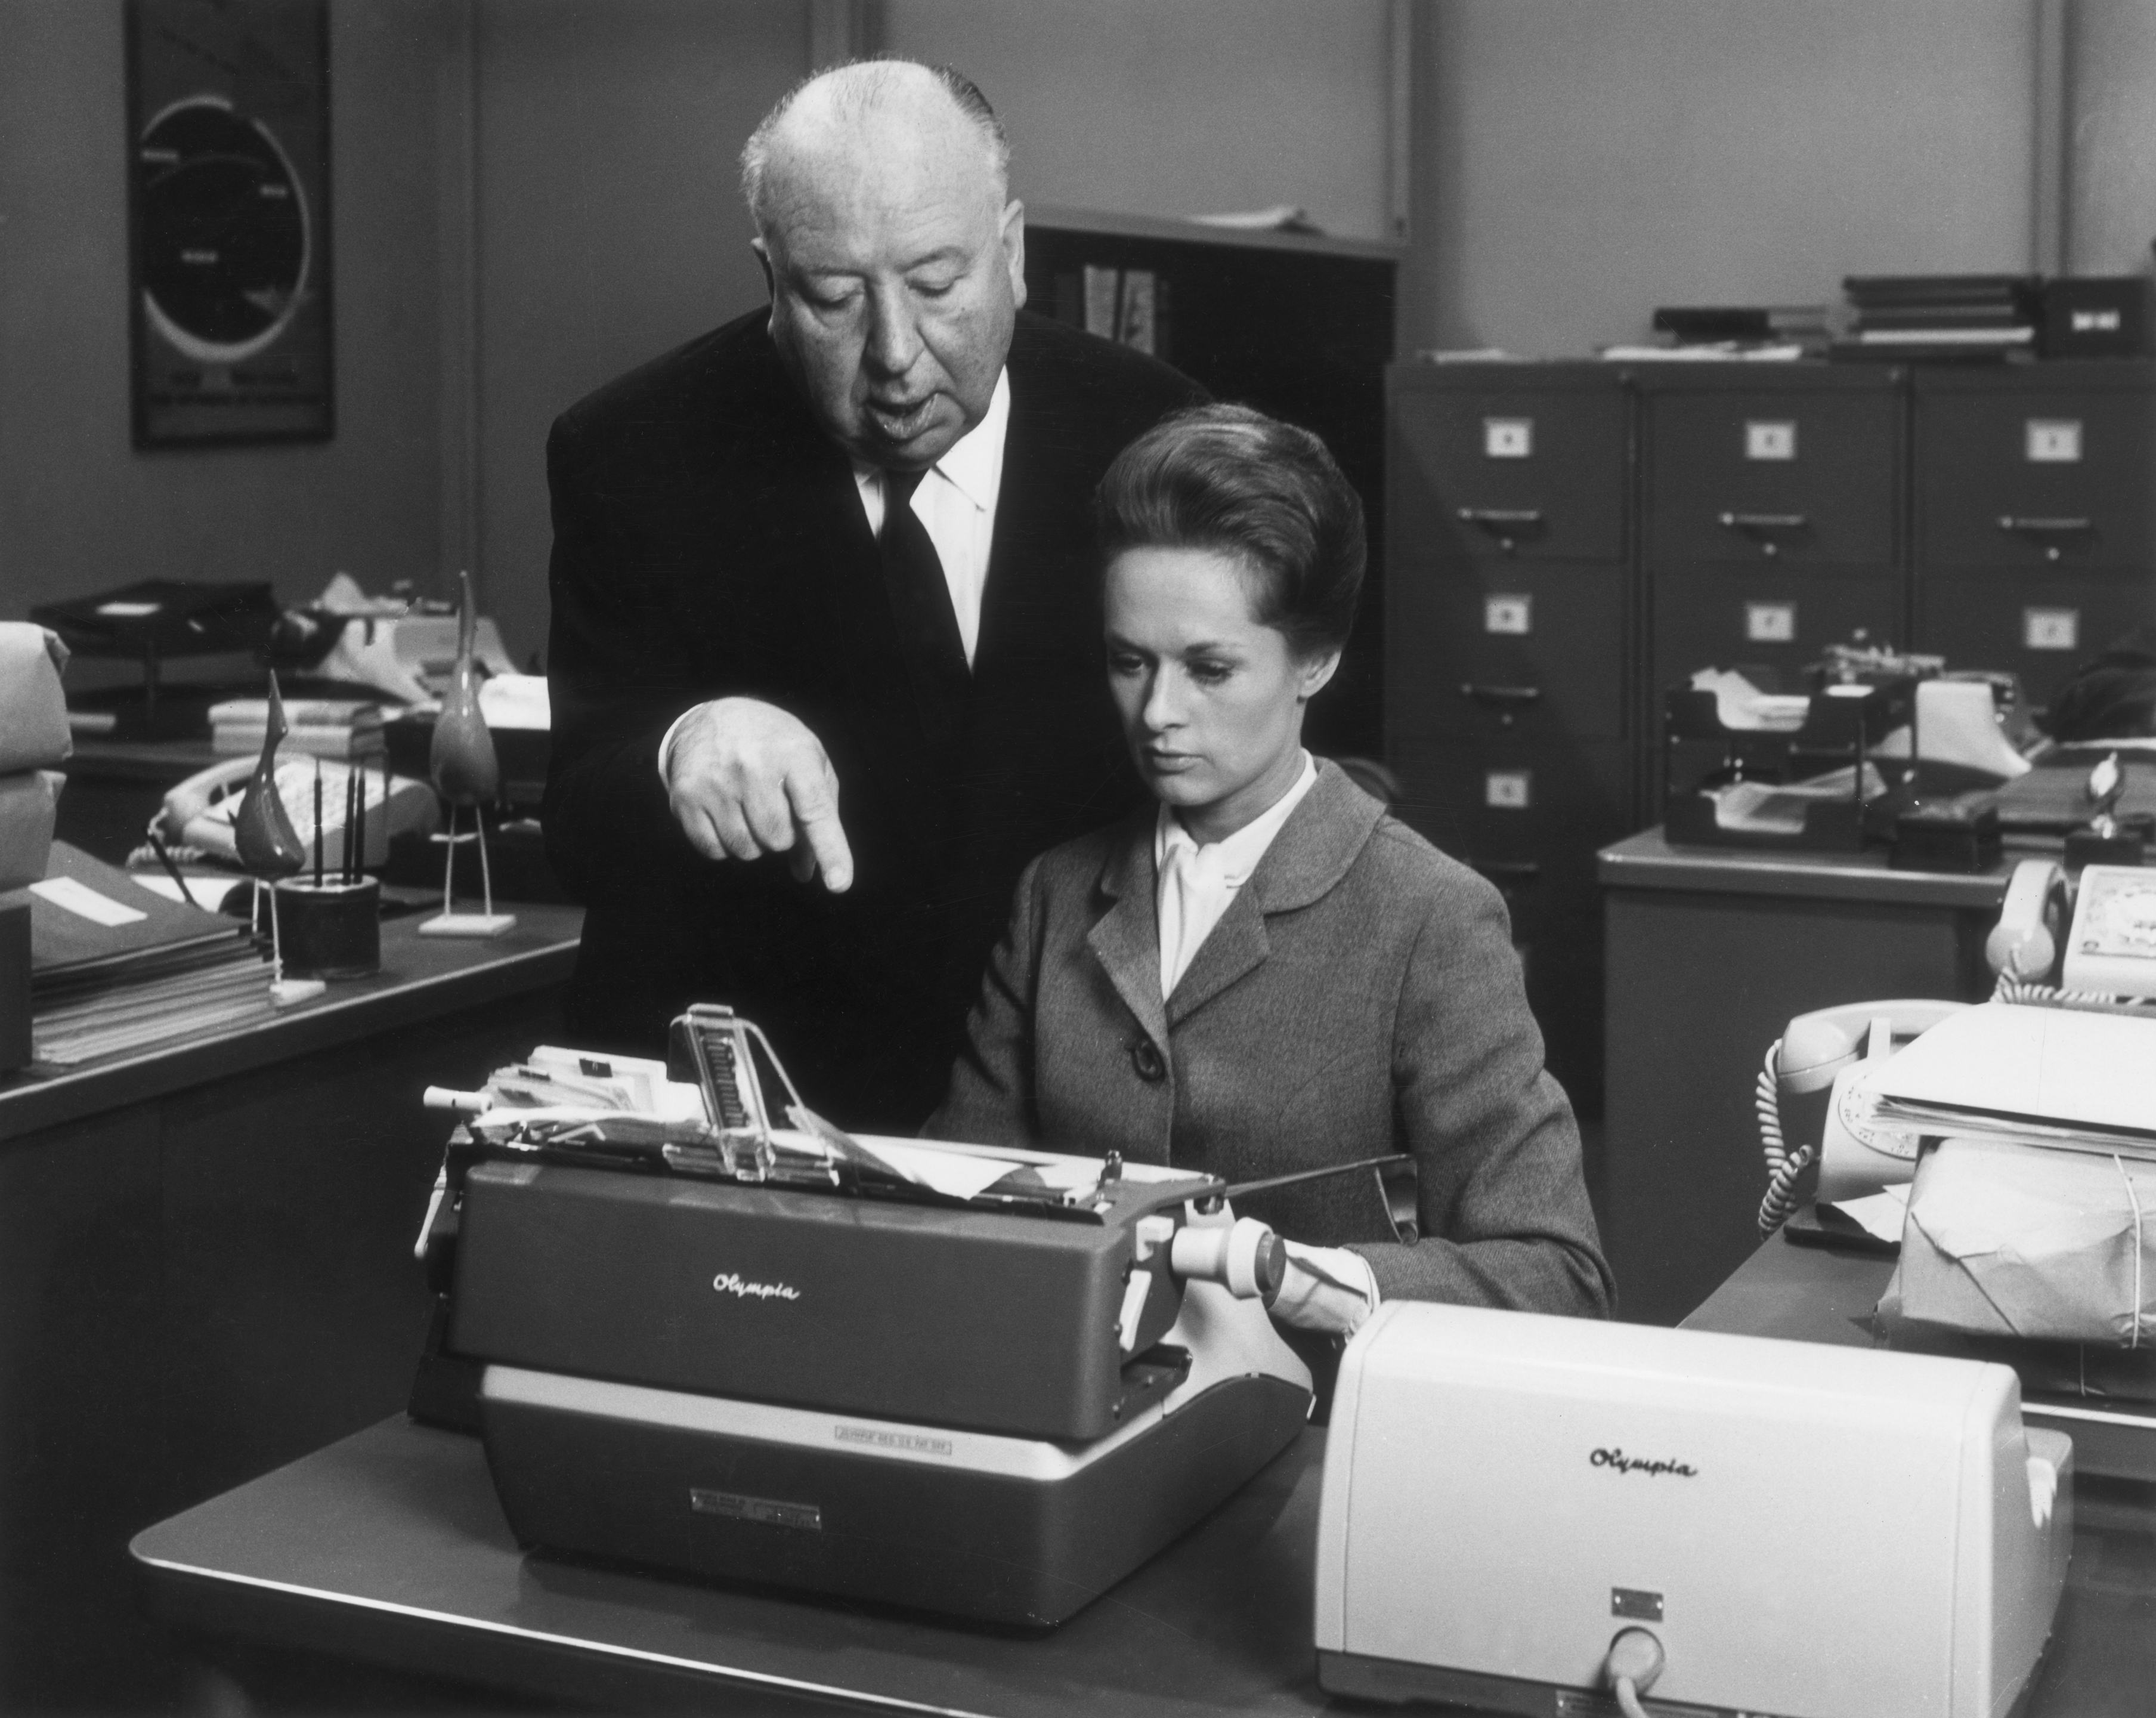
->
[931,404,1612,1333]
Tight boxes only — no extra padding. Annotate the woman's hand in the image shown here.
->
[1270,1241,1380,1337]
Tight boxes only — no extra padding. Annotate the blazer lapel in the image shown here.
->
[1085,817,1169,1053]
[1165,888,1270,1028]
[1166,762,1388,1027]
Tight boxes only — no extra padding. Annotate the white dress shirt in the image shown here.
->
[1152,751,1319,1000]
[658,368,1011,784]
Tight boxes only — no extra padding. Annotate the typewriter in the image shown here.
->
[413,1005,1320,1626]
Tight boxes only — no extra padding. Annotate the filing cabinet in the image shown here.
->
[1638,368,1906,801]
[1385,356,2156,1127]
[1912,363,2156,703]
[1385,364,1634,1114]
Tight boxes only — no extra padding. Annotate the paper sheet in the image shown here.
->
[1872,1003,2156,1147]
[1824,1183,1911,1244]
[848,1135,1035,1201]
[1689,668,1811,732]
[134,873,247,911]
[30,875,147,928]
[1871,680,2032,778]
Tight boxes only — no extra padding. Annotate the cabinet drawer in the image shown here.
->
[1387,558,1628,742]
[1914,378,2156,569]
[1647,566,1904,691]
[1387,737,1634,911]
[1644,388,1900,566]
[1913,570,2151,706]
[1390,382,1628,563]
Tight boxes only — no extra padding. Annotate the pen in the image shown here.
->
[344,770,359,885]
[146,828,198,909]
[313,759,324,888]
[352,765,367,883]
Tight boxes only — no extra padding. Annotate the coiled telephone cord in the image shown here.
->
[1755,1040,1811,1240]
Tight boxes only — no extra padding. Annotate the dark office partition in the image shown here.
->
[1026,211,1399,760]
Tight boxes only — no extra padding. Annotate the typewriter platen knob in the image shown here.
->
[1170,1216,1286,1302]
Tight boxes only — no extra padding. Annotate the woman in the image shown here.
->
[930,405,1611,1331]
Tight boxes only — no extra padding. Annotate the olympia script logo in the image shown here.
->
[711,1271,800,1302]
[1591,1447,1698,1478]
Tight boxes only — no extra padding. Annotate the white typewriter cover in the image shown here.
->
[1316,1303,2071,1718]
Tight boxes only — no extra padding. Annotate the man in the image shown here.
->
[543,60,1204,1129]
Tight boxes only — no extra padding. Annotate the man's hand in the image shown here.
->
[664,698,855,891]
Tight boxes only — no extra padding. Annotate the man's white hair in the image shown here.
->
[740,57,1011,233]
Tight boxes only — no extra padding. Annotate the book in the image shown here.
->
[205,697,383,730]
[27,842,249,982]
[211,724,388,761]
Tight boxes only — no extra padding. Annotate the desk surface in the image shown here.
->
[1598,827,2014,908]
[134,1417,1333,1717]
[135,1260,2156,1717]
[0,901,581,1142]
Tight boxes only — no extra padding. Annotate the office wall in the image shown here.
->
[881,0,1396,243]
[468,0,807,663]
[1410,0,2044,357]
[0,0,448,626]
[2067,0,2156,275]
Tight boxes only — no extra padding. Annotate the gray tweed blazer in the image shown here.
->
[930,760,1613,1315]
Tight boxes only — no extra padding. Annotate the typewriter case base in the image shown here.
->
[480,1365,1309,1628]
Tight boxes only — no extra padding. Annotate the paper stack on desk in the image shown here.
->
[26,842,270,1065]
[209,696,385,760]
[1888,1137,2156,1348]
[1871,1002,2156,1157]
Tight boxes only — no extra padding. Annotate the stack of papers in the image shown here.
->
[210,697,385,761]
[1871,1003,2156,1158]
[27,842,270,1066]
[1690,668,1811,732]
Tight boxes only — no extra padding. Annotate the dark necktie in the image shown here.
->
[879,468,972,758]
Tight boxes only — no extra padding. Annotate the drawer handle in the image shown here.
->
[1469,858,1542,885]
[1716,511,1808,558]
[1997,515,2093,563]
[1456,507,1544,554]
[1460,682,1542,727]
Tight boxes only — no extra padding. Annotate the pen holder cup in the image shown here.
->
[273,878,381,980]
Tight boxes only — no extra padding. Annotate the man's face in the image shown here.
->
[757,109,1025,471]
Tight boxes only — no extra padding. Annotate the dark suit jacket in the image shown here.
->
[930,762,1614,1317]
[543,309,1204,1129]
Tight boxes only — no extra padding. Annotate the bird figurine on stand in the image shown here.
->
[234,672,326,1005]
[420,568,516,937]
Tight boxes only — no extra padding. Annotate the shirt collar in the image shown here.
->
[852,367,1009,514]
[1153,751,1319,884]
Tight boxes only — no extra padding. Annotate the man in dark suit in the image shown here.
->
[543,60,1202,1129]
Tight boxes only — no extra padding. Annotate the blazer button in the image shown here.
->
[1130,1039,1167,1083]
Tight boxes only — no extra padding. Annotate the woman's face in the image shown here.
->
[1104,545,1338,842]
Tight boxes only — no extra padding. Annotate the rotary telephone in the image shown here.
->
[1989,855,2156,998]
[156,755,435,869]
[1755,997,1969,1237]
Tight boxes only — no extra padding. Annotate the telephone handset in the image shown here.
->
[1756,997,1968,1237]
[155,755,435,867]
[1985,858,2068,984]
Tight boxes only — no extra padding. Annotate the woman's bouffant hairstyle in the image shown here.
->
[1094,404,1366,660]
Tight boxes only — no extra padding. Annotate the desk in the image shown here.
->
[133,1290,2156,1718]
[1,905,580,1713]
[1598,829,2012,1324]
[135,1417,1328,1716]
